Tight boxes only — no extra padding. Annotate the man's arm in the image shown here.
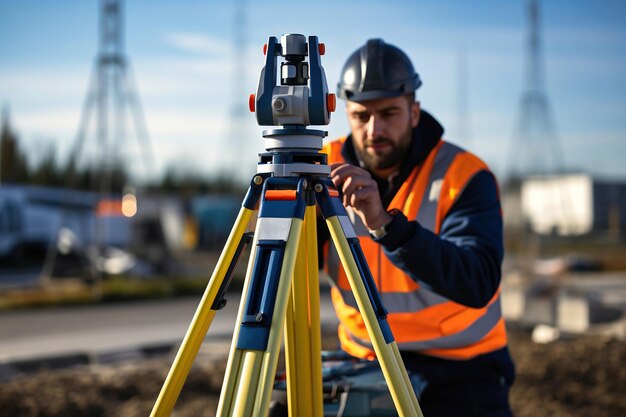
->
[376,170,504,308]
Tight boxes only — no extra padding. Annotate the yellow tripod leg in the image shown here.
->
[231,350,264,417]
[217,216,262,416]
[284,288,299,414]
[253,218,303,417]
[284,206,322,417]
[326,216,423,417]
[391,342,422,414]
[150,207,254,417]
[285,214,311,417]
[219,218,304,417]
[305,206,324,417]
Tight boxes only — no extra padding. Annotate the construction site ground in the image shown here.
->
[0,328,624,417]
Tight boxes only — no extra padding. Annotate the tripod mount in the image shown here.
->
[150,34,423,417]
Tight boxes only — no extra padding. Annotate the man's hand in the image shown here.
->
[330,163,393,230]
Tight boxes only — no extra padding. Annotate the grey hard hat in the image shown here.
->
[337,38,422,102]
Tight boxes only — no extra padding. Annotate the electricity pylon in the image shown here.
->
[508,0,565,179]
[505,0,571,274]
[42,0,155,285]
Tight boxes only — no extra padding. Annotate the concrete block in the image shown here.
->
[522,295,556,327]
[557,293,589,333]
[501,284,526,321]
[557,289,624,334]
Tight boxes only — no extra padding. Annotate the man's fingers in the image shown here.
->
[329,162,347,171]
[341,175,375,199]
[329,163,383,227]
[330,164,374,197]
[349,188,372,208]
[331,163,372,181]
[341,176,377,207]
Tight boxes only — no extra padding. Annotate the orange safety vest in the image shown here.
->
[323,137,507,360]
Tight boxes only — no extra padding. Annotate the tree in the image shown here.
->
[0,106,29,184]
[30,144,62,187]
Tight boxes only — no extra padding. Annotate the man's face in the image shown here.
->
[346,95,420,175]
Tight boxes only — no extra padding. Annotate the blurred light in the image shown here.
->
[96,199,123,217]
[122,193,137,217]
[57,227,78,254]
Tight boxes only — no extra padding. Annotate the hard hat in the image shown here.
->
[337,39,422,102]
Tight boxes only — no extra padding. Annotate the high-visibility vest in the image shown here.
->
[323,137,507,360]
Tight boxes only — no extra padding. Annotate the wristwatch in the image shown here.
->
[368,222,389,239]
[368,209,399,239]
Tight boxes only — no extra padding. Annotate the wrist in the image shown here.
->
[367,211,394,238]
[367,211,393,230]
[371,210,414,249]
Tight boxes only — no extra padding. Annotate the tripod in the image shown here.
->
[149,34,422,417]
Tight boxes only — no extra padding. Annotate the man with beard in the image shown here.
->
[319,39,515,417]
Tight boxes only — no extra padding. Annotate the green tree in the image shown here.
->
[30,144,62,186]
[0,107,29,184]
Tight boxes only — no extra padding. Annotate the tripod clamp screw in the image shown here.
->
[314,183,324,193]
[253,175,264,185]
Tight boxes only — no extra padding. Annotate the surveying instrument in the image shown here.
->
[150,34,423,417]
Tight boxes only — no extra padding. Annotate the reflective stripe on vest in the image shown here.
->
[416,142,463,232]
[321,138,507,360]
[337,285,449,313]
[344,295,502,350]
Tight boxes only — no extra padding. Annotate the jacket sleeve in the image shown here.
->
[375,170,504,308]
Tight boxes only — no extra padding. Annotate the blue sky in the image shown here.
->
[1,0,625,183]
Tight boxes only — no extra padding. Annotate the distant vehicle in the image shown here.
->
[0,185,97,263]
[192,195,240,250]
[0,185,193,278]
[0,185,143,277]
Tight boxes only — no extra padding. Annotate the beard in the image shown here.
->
[355,124,413,171]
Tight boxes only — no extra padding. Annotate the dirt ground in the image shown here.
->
[1,329,625,417]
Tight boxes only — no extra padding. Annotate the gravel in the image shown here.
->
[1,329,624,417]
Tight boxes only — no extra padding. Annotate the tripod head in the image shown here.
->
[250,34,335,177]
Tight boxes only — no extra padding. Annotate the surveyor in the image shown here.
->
[320,38,515,417]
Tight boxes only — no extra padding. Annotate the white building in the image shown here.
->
[520,174,626,236]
